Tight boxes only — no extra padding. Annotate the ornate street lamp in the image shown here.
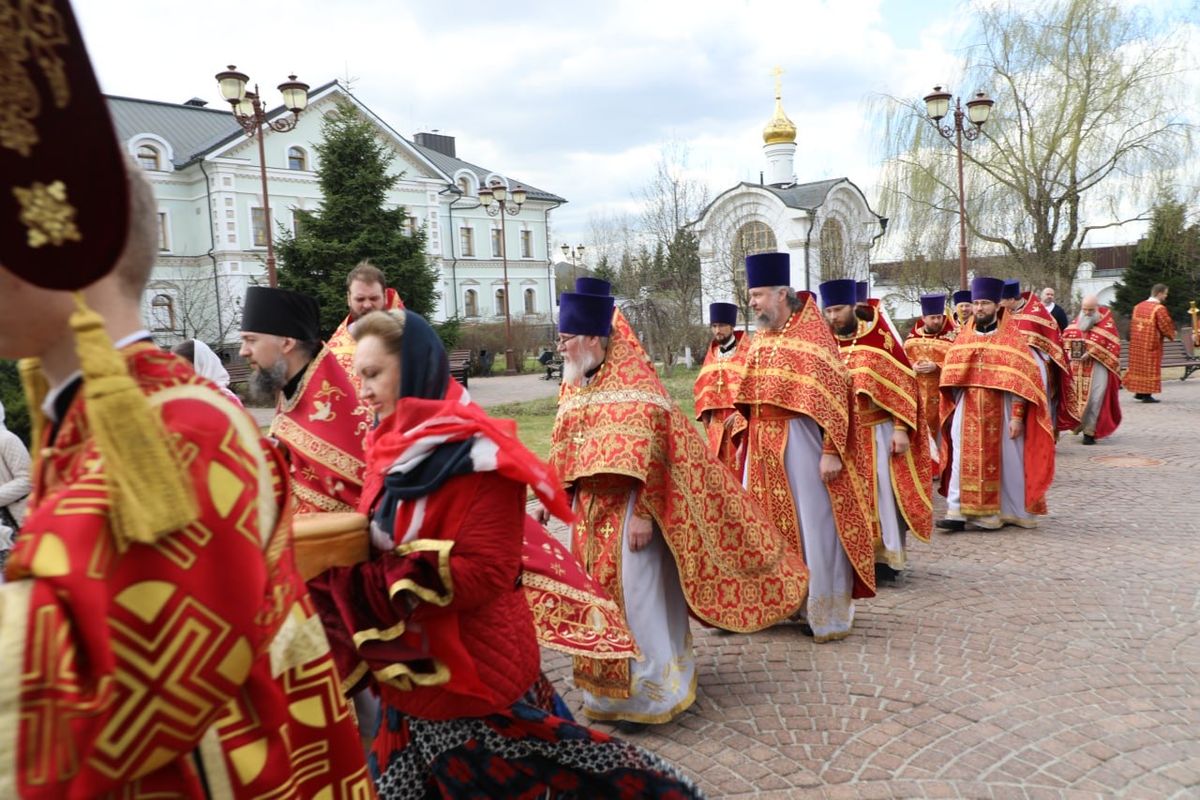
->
[479,181,527,374]
[561,243,585,285]
[214,66,309,287]
[923,86,994,290]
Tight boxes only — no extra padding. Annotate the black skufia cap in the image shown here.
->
[240,286,321,341]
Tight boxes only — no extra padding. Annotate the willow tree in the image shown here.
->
[874,0,1194,295]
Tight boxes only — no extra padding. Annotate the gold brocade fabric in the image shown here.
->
[1011,293,1079,429]
[735,296,877,598]
[904,322,956,449]
[1125,300,1176,394]
[270,346,370,514]
[838,316,933,543]
[694,332,751,475]
[549,313,809,637]
[939,315,1056,515]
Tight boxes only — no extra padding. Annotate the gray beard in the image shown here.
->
[248,358,288,405]
[563,352,600,387]
[1078,314,1098,332]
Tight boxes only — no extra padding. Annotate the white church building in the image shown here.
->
[107,81,565,348]
[692,81,886,323]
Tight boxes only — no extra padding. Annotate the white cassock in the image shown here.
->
[746,417,856,642]
[578,491,696,724]
[871,419,908,569]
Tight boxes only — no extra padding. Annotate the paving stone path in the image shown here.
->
[540,378,1200,798]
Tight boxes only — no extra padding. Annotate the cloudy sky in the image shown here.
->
[75,0,1194,259]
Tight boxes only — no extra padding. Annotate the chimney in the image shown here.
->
[414,132,456,158]
[183,97,208,107]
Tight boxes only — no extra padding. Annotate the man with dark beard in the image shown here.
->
[327,260,405,390]
[1063,295,1123,444]
[937,277,1055,531]
[693,302,751,476]
[904,294,957,471]
[953,289,974,327]
[822,280,932,581]
[239,286,369,513]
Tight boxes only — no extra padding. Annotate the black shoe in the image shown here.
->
[798,622,814,637]
[936,518,966,531]
[875,563,899,582]
[1082,434,1096,445]
[614,720,649,735]
[1141,395,1160,403]
[1133,393,1147,400]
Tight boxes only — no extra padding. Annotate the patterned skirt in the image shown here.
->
[368,677,704,799]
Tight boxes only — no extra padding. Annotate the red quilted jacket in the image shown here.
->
[379,470,540,720]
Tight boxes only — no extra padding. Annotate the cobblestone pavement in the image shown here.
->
[540,378,1200,799]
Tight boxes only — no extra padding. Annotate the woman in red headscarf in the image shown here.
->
[307,308,702,799]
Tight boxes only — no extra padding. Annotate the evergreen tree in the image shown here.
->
[593,255,617,286]
[1111,197,1199,323]
[276,102,437,337]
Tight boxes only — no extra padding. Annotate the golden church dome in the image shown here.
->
[763,70,796,145]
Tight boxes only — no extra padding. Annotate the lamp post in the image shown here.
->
[479,181,527,375]
[214,66,310,288]
[561,243,585,285]
[922,86,994,290]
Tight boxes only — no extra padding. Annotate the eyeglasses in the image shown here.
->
[555,334,578,347]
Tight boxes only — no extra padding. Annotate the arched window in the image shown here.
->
[287,146,307,171]
[524,287,536,315]
[494,287,508,316]
[731,221,778,304]
[464,289,479,317]
[457,176,473,196]
[818,218,846,281]
[137,144,161,171]
[149,293,175,332]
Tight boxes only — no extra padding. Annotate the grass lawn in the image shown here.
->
[490,366,704,461]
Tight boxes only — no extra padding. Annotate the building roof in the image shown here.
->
[107,94,240,167]
[695,177,880,225]
[871,243,1137,284]
[760,178,849,210]
[105,85,565,203]
[411,141,565,204]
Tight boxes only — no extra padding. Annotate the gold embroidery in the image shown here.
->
[0,0,71,156]
[13,180,81,247]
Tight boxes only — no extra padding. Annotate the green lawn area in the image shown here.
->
[491,366,704,461]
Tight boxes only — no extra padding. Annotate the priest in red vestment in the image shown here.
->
[904,293,958,471]
[327,261,405,390]
[1125,283,1177,402]
[1001,281,1078,433]
[0,68,370,796]
[1063,296,1123,444]
[937,277,1056,532]
[952,289,974,328]
[240,287,369,514]
[823,281,932,580]
[736,254,876,643]
[693,301,751,476]
[546,289,808,729]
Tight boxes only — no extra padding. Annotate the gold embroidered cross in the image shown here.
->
[598,521,615,539]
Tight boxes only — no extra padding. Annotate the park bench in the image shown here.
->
[448,349,471,387]
[537,350,562,382]
[1118,333,1200,381]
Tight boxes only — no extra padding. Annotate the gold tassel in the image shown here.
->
[17,358,49,449]
[69,293,198,547]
